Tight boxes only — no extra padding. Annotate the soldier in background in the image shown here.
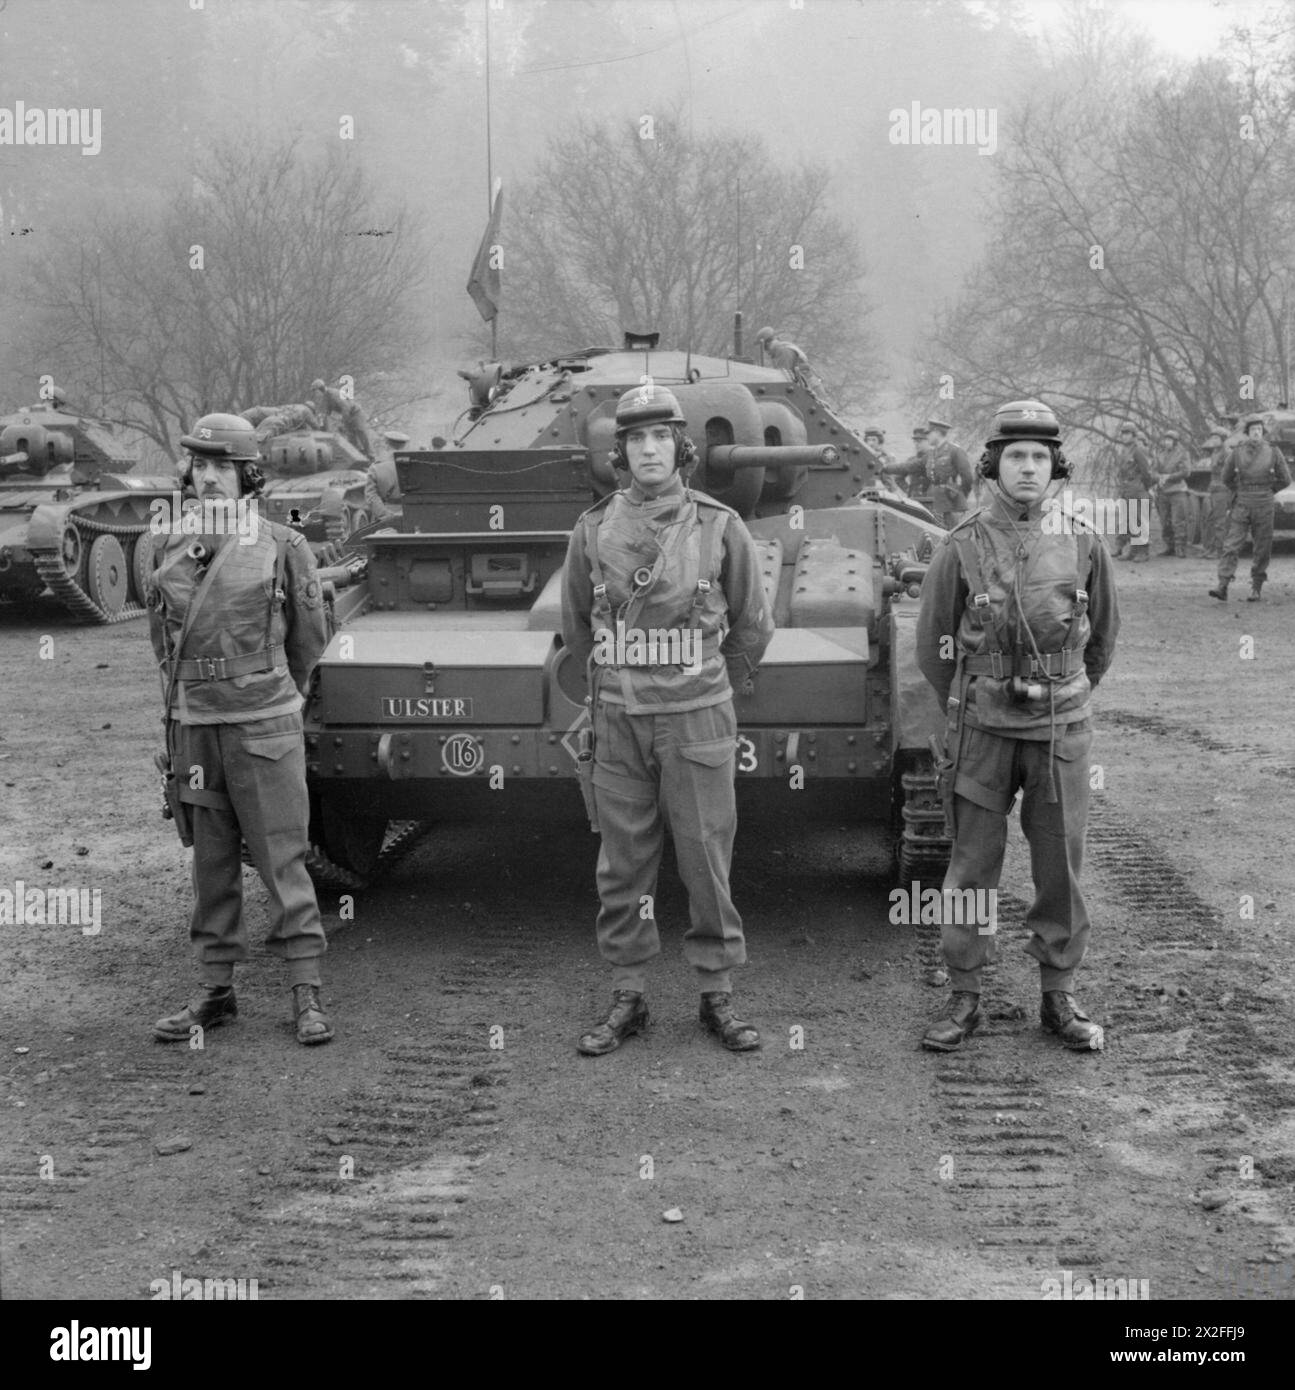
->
[309,378,376,461]
[923,418,976,527]
[882,427,933,506]
[364,429,410,523]
[917,400,1119,1055]
[1196,429,1228,559]
[1153,428,1191,556]
[754,326,829,399]
[1112,423,1154,562]
[146,413,334,1047]
[1209,414,1292,602]
[863,426,893,470]
[562,385,774,1057]
[251,402,320,447]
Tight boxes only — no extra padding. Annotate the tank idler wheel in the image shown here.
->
[61,524,84,577]
[86,534,129,617]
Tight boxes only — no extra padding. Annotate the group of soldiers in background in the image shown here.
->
[871,411,1289,604]
[871,420,977,526]
[1114,414,1290,601]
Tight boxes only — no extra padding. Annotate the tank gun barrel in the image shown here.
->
[706,443,840,469]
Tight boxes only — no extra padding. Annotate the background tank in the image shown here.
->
[0,398,177,623]
[1252,409,1295,529]
[302,338,953,889]
[254,428,374,543]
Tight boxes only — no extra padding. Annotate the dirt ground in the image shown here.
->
[1,543,1293,1304]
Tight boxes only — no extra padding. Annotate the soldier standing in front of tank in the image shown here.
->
[561,385,775,1056]
[1112,422,1154,561]
[916,401,1120,1054]
[147,413,335,1047]
[1209,414,1292,602]
[1153,428,1191,556]
[923,418,976,527]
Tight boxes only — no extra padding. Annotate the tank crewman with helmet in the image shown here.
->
[1209,413,1292,602]
[916,400,1120,1054]
[561,384,775,1056]
[881,427,933,505]
[754,326,829,399]
[1112,422,1154,561]
[1198,428,1229,558]
[1153,428,1191,556]
[922,418,976,527]
[146,412,335,1047]
[863,426,893,470]
[310,378,376,461]
[364,429,411,523]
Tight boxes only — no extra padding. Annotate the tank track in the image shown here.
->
[305,818,432,894]
[896,768,953,885]
[31,510,150,624]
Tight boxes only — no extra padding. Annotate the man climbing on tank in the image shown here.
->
[915,400,1120,1055]
[561,383,774,1057]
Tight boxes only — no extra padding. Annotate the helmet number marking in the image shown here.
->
[736,735,758,773]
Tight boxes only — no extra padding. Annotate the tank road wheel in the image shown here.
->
[86,534,129,618]
[343,506,369,538]
[307,791,388,888]
[60,523,84,578]
[129,534,155,605]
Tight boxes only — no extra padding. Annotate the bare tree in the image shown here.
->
[27,139,429,451]
[913,12,1295,470]
[494,115,881,409]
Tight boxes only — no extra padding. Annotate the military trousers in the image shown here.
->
[174,711,327,987]
[1218,494,1276,585]
[941,724,1093,994]
[1156,490,1189,553]
[591,698,746,995]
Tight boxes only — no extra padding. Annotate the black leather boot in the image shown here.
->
[1041,991,1104,1051]
[921,991,982,1051]
[1208,579,1229,600]
[292,984,334,1045]
[699,992,761,1051]
[1245,580,1264,602]
[153,986,237,1042]
[577,990,648,1056]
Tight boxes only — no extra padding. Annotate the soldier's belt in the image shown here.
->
[167,645,287,682]
[1236,487,1276,497]
[961,650,1081,679]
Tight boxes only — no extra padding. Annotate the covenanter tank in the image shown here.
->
[0,398,176,622]
[303,336,952,887]
[254,428,373,543]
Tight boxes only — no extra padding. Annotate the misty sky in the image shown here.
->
[0,0,1278,441]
